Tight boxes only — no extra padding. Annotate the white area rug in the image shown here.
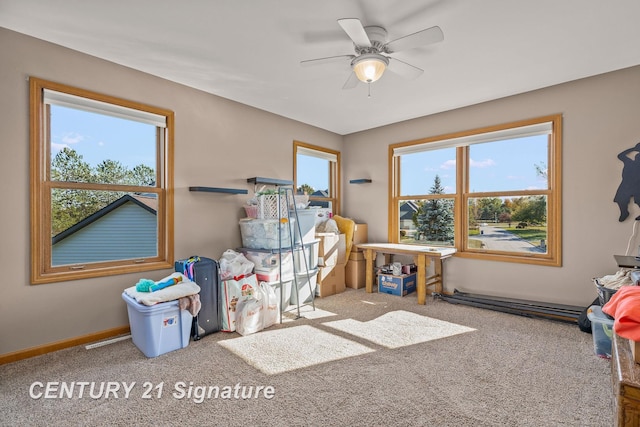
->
[323,310,476,349]
[218,325,374,375]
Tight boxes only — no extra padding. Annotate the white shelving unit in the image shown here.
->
[244,177,318,321]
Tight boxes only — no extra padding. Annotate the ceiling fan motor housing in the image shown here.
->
[355,26,388,54]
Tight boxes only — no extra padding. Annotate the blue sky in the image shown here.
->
[400,135,548,195]
[52,104,547,196]
[50,105,156,171]
[297,155,329,191]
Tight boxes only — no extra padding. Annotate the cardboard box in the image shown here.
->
[317,262,346,297]
[378,273,416,297]
[353,223,368,244]
[338,234,347,264]
[349,250,365,261]
[316,233,346,266]
[345,258,366,289]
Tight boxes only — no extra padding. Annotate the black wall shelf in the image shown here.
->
[349,179,372,184]
[247,177,294,186]
[189,186,248,195]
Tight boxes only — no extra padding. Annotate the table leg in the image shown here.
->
[416,254,427,305]
[364,249,375,293]
[435,258,443,294]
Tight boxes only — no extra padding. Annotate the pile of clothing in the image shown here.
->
[603,285,640,342]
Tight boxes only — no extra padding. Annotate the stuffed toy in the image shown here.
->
[135,276,182,293]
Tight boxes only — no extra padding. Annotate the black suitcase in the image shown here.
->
[175,256,221,340]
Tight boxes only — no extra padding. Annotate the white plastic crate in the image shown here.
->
[257,194,289,219]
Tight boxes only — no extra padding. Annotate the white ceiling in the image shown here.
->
[1,0,639,135]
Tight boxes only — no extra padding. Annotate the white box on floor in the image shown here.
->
[122,293,192,358]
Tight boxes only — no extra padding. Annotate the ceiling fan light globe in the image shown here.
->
[352,54,388,83]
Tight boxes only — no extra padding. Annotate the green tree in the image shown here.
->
[128,164,156,186]
[51,148,96,235]
[297,184,315,195]
[477,197,503,222]
[50,148,156,236]
[511,196,546,225]
[414,175,454,244]
[51,147,92,183]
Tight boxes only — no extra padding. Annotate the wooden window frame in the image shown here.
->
[293,141,340,214]
[29,77,174,284]
[389,114,562,266]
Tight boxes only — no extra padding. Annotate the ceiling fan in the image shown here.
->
[301,18,444,90]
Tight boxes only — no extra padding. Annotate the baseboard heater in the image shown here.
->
[433,289,583,324]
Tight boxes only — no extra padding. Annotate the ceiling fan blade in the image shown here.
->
[385,26,444,53]
[337,18,372,47]
[300,55,354,68]
[342,72,360,90]
[387,57,424,80]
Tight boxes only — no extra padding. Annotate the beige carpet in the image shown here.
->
[219,310,475,374]
[219,324,375,375]
[323,309,476,349]
[0,288,614,426]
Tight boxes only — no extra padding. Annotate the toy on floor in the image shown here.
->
[135,276,182,293]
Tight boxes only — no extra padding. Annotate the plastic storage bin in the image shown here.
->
[240,249,294,282]
[239,218,295,250]
[122,293,192,358]
[267,279,293,310]
[290,269,319,305]
[587,305,615,359]
[290,208,318,244]
[293,240,319,274]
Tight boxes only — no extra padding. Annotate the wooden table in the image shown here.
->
[356,243,456,305]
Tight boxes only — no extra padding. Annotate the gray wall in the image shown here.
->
[0,28,342,355]
[342,65,640,307]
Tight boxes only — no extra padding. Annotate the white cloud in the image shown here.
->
[469,158,496,168]
[61,132,84,145]
[51,142,69,152]
[440,159,456,169]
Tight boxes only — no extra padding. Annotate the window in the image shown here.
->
[293,141,340,213]
[30,77,174,284]
[390,115,562,266]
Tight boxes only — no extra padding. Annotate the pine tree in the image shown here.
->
[50,148,156,236]
[414,175,454,243]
